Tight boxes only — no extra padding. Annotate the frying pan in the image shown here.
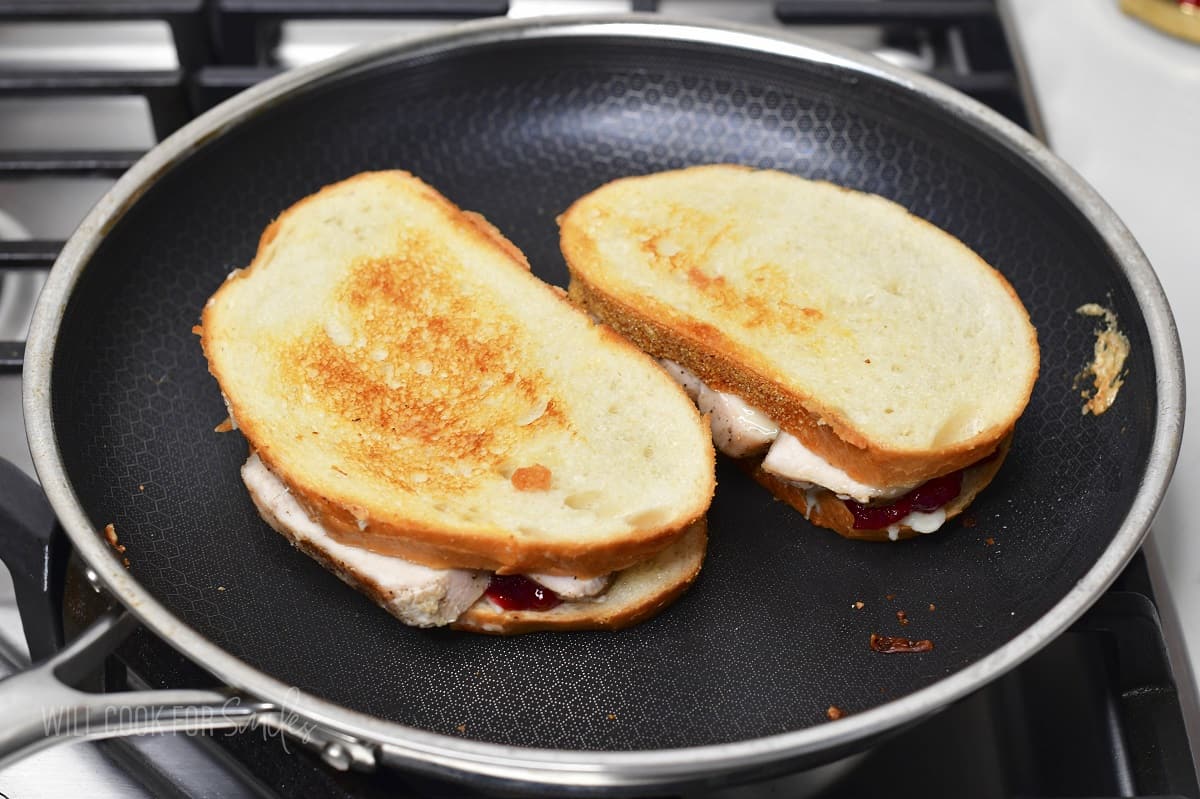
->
[0,14,1184,795]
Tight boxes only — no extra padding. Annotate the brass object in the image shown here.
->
[1121,0,1200,44]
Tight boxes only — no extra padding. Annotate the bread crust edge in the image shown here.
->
[453,519,707,633]
[201,170,715,579]
[558,163,1039,488]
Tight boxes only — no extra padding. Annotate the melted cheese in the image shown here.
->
[659,361,916,502]
[661,361,957,533]
[660,360,779,457]
[885,508,948,541]
[762,433,916,504]
[524,572,612,600]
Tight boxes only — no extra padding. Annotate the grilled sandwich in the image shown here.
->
[200,171,714,630]
[559,164,1038,541]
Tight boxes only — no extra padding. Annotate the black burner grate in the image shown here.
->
[0,0,1035,375]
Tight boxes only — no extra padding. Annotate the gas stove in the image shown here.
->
[0,2,1196,797]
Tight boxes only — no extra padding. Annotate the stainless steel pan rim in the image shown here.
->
[22,13,1185,791]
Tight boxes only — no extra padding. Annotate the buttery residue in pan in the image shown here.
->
[1074,303,1130,416]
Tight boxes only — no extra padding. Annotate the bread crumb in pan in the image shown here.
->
[852,601,865,610]
[826,705,845,721]
[896,610,909,626]
[104,523,131,568]
[103,523,126,553]
[870,633,933,653]
[1074,303,1129,416]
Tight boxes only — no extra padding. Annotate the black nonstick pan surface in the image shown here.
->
[25,16,1180,784]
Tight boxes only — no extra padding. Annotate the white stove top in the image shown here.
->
[1005,0,1200,754]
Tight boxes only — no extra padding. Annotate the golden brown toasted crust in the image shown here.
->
[462,210,530,270]
[243,452,436,608]
[452,520,706,634]
[568,275,1002,487]
[286,483,700,579]
[560,164,1039,488]
[750,435,1012,541]
[249,450,705,634]
[202,171,714,578]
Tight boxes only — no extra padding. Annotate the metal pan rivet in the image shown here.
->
[321,741,349,771]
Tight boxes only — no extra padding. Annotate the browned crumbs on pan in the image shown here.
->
[103,523,126,553]
[456,724,466,733]
[985,537,996,547]
[607,713,618,721]
[138,484,145,492]
[852,601,865,610]
[870,633,934,654]
[896,610,909,626]
[191,324,203,336]
[928,603,937,612]
[214,418,235,433]
[104,524,131,568]
[961,514,977,528]
[511,464,552,492]
[885,593,895,601]
[826,705,845,721]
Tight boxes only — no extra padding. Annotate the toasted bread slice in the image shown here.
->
[202,171,714,578]
[560,165,1038,489]
[453,520,706,634]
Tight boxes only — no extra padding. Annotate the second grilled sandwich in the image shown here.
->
[559,164,1038,542]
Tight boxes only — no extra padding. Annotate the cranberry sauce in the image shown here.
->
[845,470,964,530]
[485,574,562,611]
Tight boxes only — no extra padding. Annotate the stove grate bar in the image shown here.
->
[0,70,188,139]
[0,150,143,176]
[0,0,208,69]
[213,0,509,64]
[0,341,22,373]
[775,0,995,23]
[0,240,59,270]
[0,240,57,373]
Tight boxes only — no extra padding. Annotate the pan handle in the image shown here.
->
[0,460,378,774]
[0,608,272,769]
[0,457,68,661]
